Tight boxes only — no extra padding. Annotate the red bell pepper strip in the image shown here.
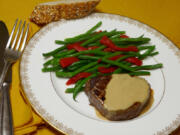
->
[98,66,117,73]
[73,44,87,52]
[67,42,81,50]
[97,59,102,63]
[60,57,79,68]
[100,36,138,52]
[87,46,99,50]
[120,35,129,38]
[103,47,116,52]
[67,42,87,52]
[125,57,142,66]
[66,72,91,85]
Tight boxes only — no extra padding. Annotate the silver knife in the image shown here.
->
[0,21,8,131]
[0,21,13,135]
[0,21,9,73]
[0,20,9,128]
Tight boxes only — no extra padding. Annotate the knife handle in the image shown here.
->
[0,83,13,135]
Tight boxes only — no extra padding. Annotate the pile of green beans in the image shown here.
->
[42,21,163,100]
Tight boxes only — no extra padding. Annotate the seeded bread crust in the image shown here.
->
[30,0,100,25]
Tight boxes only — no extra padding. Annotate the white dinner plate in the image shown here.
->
[20,13,180,135]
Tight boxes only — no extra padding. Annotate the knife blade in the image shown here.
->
[0,20,9,122]
[0,21,9,74]
[0,21,12,84]
[0,21,13,135]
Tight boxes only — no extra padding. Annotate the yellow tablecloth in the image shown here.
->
[0,0,180,134]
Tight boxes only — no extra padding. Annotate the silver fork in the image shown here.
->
[0,19,29,89]
[0,19,29,135]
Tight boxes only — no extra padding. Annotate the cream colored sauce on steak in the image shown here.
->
[104,74,150,111]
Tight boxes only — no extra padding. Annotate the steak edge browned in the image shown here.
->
[85,74,151,121]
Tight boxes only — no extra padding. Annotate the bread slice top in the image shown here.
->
[39,0,100,5]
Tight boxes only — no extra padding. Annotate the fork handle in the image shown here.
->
[0,83,13,135]
[0,61,10,89]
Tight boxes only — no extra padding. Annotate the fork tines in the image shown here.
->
[6,19,29,52]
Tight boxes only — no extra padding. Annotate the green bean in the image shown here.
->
[43,57,59,68]
[103,52,122,59]
[51,58,60,66]
[133,63,163,71]
[64,32,93,44]
[66,87,85,94]
[112,37,150,44]
[137,45,155,51]
[115,40,150,46]
[137,34,144,38]
[149,52,159,56]
[139,46,155,59]
[53,49,75,58]
[65,21,102,42]
[133,41,150,46]
[71,61,98,75]
[108,31,126,37]
[67,60,92,71]
[78,55,99,61]
[56,61,98,78]
[73,73,98,100]
[121,61,132,66]
[110,33,123,39]
[65,88,74,93]
[87,42,101,47]
[43,57,61,67]
[95,45,106,50]
[43,46,66,57]
[113,68,122,74]
[122,51,141,57]
[42,65,62,72]
[43,59,54,67]
[86,21,102,34]
[68,34,94,43]
[128,71,150,76]
[55,40,68,45]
